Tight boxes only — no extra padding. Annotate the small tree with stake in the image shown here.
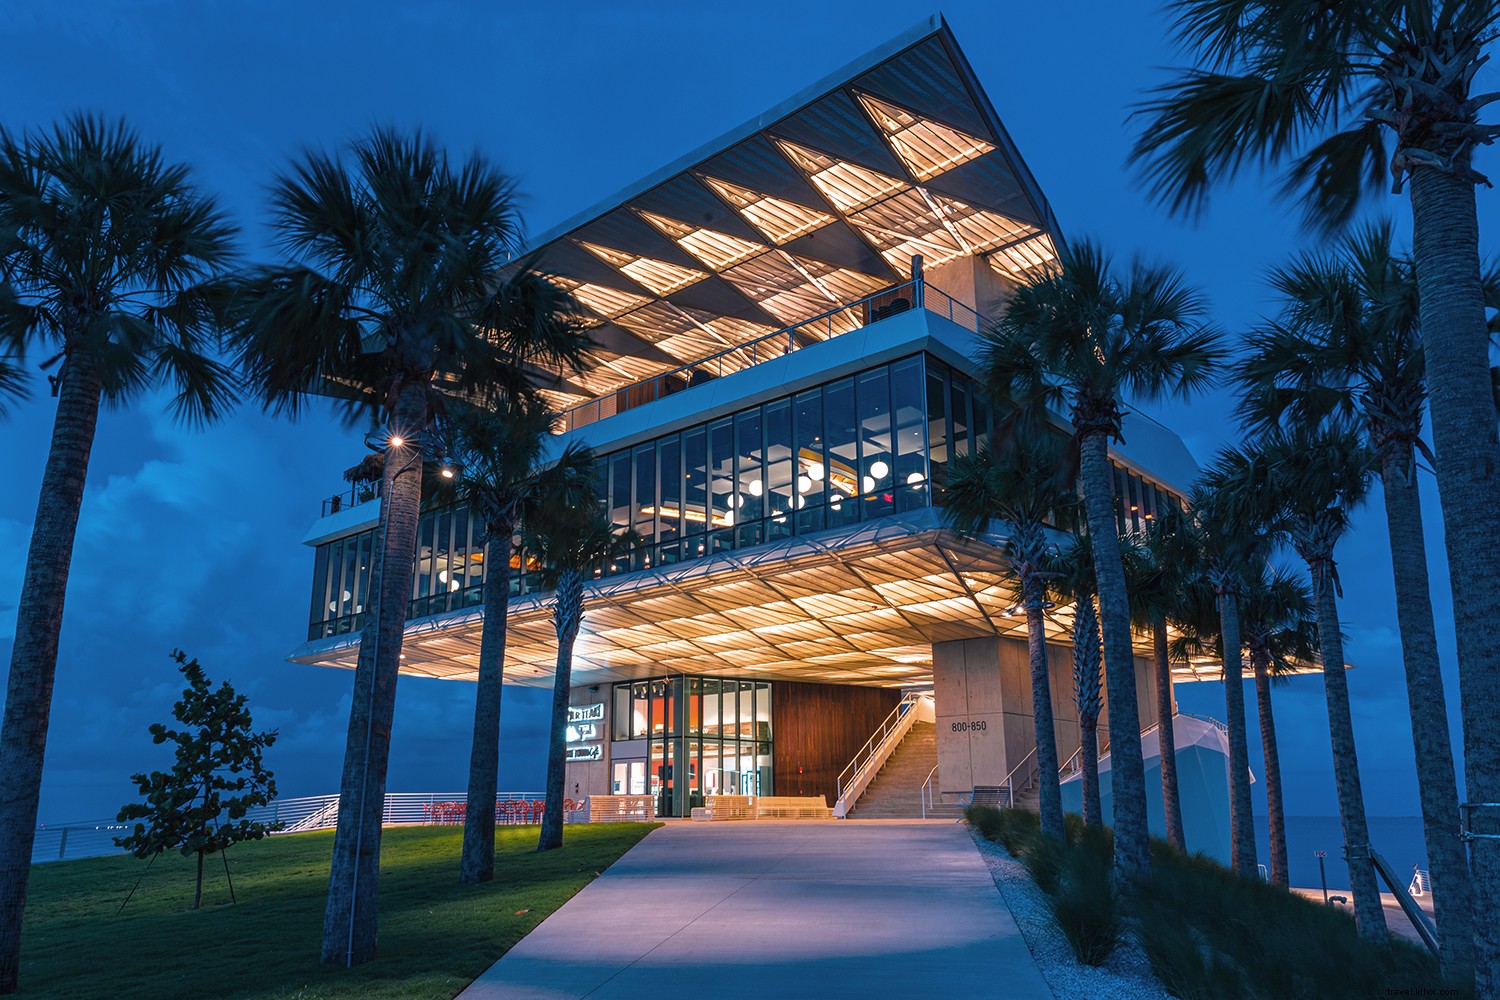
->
[115,650,279,910]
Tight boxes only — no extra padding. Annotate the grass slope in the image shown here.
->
[18,823,658,1000]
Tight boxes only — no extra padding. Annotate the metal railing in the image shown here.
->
[321,480,383,518]
[920,763,941,819]
[999,745,1039,808]
[30,790,566,864]
[833,690,924,818]
[555,278,982,435]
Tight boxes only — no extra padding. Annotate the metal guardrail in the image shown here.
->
[320,481,383,518]
[31,791,563,864]
[555,278,981,435]
[920,763,941,819]
[833,691,924,818]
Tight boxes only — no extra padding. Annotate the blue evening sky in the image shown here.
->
[0,1,1493,823]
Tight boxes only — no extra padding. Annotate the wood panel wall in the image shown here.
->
[771,681,902,804]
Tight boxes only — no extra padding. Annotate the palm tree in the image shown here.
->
[442,394,593,884]
[982,239,1224,875]
[1123,509,1196,851]
[1215,426,1389,942]
[1052,537,1104,829]
[944,436,1077,842]
[1238,566,1319,887]
[1131,7,1500,973]
[522,455,636,851]
[1236,223,1477,964]
[0,116,237,994]
[1186,476,1264,880]
[226,128,587,967]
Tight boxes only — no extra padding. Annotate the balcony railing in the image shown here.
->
[555,276,980,434]
[321,479,383,518]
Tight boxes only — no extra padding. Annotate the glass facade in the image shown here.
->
[610,676,773,818]
[305,351,1176,638]
[1114,465,1179,535]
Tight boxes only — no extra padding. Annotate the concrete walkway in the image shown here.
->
[459,819,1052,999]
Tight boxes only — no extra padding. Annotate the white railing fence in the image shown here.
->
[833,691,928,818]
[920,764,941,819]
[31,790,562,864]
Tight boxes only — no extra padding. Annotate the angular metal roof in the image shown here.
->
[512,16,1061,409]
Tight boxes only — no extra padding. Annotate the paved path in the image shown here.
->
[459,819,1052,1000]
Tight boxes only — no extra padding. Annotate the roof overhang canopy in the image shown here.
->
[290,510,1257,688]
[507,17,1060,411]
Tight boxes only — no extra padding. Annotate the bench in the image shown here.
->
[755,795,834,820]
[691,795,756,822]
[587,794,656,823]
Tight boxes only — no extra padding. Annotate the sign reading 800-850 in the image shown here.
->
[950,719,989,733]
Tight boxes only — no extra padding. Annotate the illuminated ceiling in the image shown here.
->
[506,23,1060,411]
[291,511,1249,689]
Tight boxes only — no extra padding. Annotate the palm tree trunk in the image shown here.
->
[319,384,427,968]
[1218,589,1258,879]
[1379,446,1474,969]
[1154,618,1186,851]
[0,354,103,995]
[1025,595,1064,842]
[1081,719,1101,829]
[539,568,583,852]
[460,522,514,884]
[1252,649,1288,886]
[1408,159,1500,988]
[1078,432,1149,874]
[1308,558,1388,944]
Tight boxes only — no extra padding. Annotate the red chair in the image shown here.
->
[529,800,544,823]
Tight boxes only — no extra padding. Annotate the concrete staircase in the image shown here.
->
[848,722,965,820]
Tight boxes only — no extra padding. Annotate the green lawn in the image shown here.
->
[17,822,659,1000]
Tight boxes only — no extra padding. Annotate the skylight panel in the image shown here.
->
[856,93,996,182]
[636,210,767,270]
[701,175,833,244]
[569,282,653,318]
[775,139,907,213]
[579,241,706,296]
[847,190,964,273]
[989,233,1059,276]
[931,194,1036,252]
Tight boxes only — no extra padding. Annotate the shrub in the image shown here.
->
[1048,844,1121,966]
[1020,833,1066,895]
[965,805,1039,856]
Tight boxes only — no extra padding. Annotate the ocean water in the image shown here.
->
[1265,815,1430,892]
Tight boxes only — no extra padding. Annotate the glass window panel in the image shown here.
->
[823,377,858,529]
[892,357,928,512]
[309,543,331,625]
[688,678,703,736]
[755,682,772,740]
[709,418,735,530]
[735,410,764,525]
[613,684,631,741]
[737,682,756,739]
[683,427,707,535]
[794,388,826,515]
[610,452,632,535]
[354,531,374,615]
[927,367,950,488]
[971,387,992,454]
[703,679,722,738]
[632,681,651,739]
[951,378,971,459]
[633,443,656,558]
[658,435,682,541]
[858,367,894,520]
[765,399,793,539]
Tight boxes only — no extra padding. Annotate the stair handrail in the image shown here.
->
[920,763,941,819]
[833,691,924,818]
[1000,745,1039,808]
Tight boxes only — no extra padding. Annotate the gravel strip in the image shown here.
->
[971,830,1172,1000]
